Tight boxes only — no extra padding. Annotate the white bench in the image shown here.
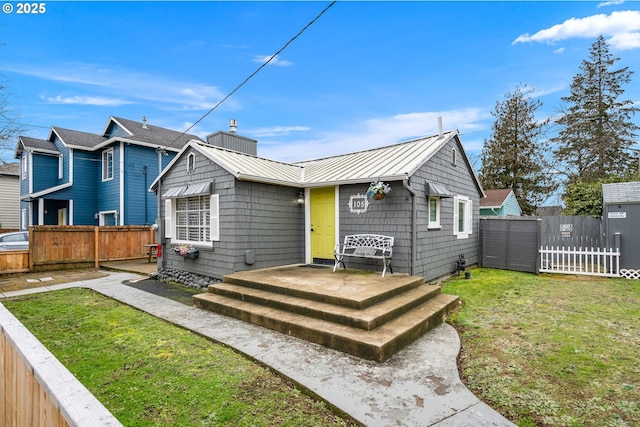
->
[333,234,394,277]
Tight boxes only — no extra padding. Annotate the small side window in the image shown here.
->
[21,156,27,180]
[451,148,457,166]
[187,153,195,173]
[427,197,441,229]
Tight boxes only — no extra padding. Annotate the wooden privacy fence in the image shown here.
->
[27,225,156,272]
[0,250,29,274]
[539,246,621,278]
[479,217,540,273]
[0,305,123,427]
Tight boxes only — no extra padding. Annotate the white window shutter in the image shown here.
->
[210,194,220,241]
[453,196,460,236]
[164,199,172,238]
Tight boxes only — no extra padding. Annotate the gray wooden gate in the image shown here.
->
[540,216,603,248]
[479,217,540,273]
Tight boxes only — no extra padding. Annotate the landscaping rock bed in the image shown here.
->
[158,267,219,289]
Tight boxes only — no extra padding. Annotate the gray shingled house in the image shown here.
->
[150,128,485,284]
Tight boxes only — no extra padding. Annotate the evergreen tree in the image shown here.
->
[480,84,556,215]
[553,35,639,183]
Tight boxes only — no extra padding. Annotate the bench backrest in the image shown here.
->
[343,234,394,251]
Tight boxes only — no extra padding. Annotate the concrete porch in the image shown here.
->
[193,264,460,362]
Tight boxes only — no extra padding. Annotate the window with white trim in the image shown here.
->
[453,195,473,239]
[21,156,27,180]
[169,194,219,245]
[58,154,63,179]
[427,196,441,229]
[102,148,114,181]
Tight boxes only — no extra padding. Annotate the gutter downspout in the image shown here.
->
[403,177,417,276]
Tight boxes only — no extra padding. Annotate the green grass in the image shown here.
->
[2,288,355,427]
[441,269,640,427]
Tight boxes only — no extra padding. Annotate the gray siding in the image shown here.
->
[335,137,482,281]
[337,182,412,274]
[411,137,481,282]
[159,147,304,280]
[232,181,304,271]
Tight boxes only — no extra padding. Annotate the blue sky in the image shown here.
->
[2,1,640,171]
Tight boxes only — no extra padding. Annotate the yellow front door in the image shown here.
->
[310,187,335,261]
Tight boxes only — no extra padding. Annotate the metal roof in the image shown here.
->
[151,130,479,191]
[295,131,457,185]
[602,181,640,204]
[192,143,304,187]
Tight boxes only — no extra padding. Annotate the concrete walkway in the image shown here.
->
[1,271,515,427]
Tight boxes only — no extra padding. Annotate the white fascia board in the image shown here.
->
[22,182,73,200]
[101,116,134,137]
[149,140,201,192]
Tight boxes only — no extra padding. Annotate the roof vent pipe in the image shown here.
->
[437,116,443,137]
[142,116,148,129]
[229,119,237,133]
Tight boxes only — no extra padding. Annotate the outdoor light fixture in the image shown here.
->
[297,191,305,205]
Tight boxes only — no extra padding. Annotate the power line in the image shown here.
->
[161,0,337,152]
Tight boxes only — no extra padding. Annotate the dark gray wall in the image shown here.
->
[541,215,603,248]
[159,147,304,279]
[336,136,482,282]
[412,137,482,281]
[337,182,412,274]
[232,180,305,272]
[480,217,540,273]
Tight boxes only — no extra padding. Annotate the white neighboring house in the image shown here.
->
[0,163,20,228]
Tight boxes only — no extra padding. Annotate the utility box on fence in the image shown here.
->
[602,182,640,270]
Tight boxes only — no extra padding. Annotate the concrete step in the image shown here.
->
[222,267,425,309]
[208,282,444,330]
[193,291,460,362]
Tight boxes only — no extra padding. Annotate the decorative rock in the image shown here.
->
[157,267,219,289]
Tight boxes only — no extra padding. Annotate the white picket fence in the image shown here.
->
[539,246,621,278]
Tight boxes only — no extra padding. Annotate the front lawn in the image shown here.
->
[441,268,640,427]
[2,288,355,427]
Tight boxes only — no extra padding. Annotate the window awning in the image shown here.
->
[426,182,453,198]
[163,181,212,198]
[163,186,186,198]
[184,181,212,196]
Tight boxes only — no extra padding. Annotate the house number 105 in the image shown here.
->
[349,194,369,215]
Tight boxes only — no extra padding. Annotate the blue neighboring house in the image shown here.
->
[14,116,203,229]
[479,189,522,217]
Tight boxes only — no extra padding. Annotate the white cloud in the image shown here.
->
[608,31,640,49]
[43,95,133,106]
[513,10,640,50]
[553,47,565,54]
[258,108,490,163]
[598,0,624,8]
[252,54,293,66]
[251,125,310,137]
[8,62,236,111]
